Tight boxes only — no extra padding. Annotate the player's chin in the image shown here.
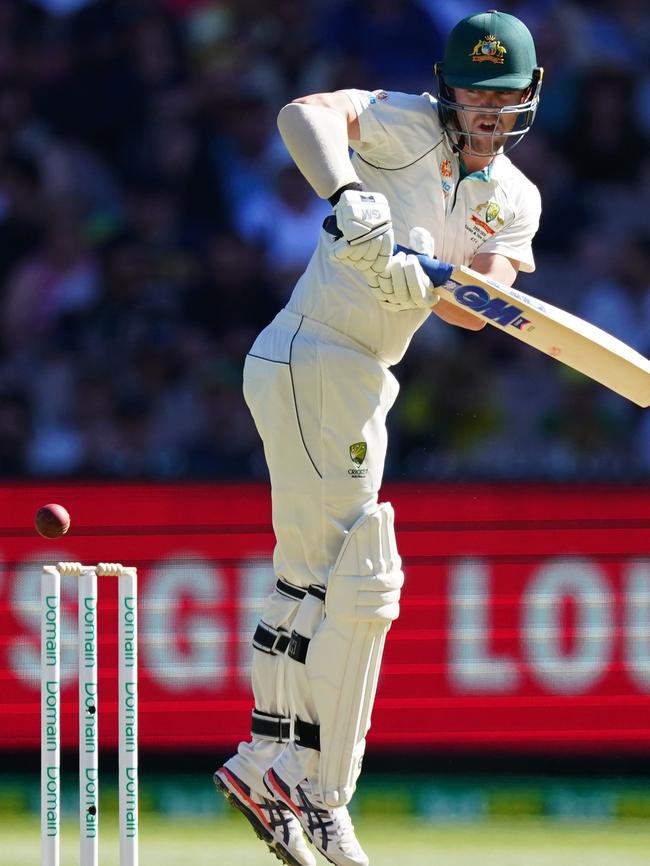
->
[468,134,506,155]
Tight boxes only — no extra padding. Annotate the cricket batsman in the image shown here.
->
[215,10,543,866]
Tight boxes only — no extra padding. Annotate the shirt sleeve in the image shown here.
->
[475,181,541,273]
[344,89,443,169]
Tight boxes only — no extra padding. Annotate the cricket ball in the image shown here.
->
[35,503,71,539]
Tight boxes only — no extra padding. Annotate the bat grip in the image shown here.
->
[322,215,453,287]
[393,244,453,287]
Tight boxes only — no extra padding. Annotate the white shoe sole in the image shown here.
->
[214,766,315,866]
[264,768,368,866]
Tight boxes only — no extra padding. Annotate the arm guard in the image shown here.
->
[277,102,361,200]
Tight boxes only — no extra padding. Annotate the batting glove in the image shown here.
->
[330,190,394,274]
[367,251,439,312]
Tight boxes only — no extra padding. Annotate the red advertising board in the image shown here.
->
[1,482,650,753]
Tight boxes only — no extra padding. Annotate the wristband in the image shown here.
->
[328,182,363,207]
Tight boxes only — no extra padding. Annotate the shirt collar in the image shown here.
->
[459,159,494,182]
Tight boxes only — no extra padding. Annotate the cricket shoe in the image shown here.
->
[263,768,369,866]
[214,766,316,866]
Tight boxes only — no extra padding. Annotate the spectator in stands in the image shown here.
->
[0,0,646,481]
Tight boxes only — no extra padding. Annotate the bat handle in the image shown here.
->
[393,244,453,287]
[322,215,453,287]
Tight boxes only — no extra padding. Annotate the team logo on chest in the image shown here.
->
[468,200,505,237]
[466,200,506,246]
[470,35,507,64]
[348,442,368,478]
[485,201,501,223]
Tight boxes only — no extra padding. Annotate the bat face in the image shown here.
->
[326,216,650,407]
[432,264,650,408]
[441,277,533,331]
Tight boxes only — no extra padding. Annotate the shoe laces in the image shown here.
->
[299,779,361,851]
[250,782,305,843]
[329,807,360,850]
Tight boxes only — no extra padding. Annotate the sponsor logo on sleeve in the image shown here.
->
[440,159,454,197]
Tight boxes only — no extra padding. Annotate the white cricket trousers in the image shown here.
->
[229,309,399,790]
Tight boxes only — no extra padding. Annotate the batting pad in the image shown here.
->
[307,502,403,807]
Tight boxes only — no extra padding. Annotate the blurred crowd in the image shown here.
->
[1,0,650,481]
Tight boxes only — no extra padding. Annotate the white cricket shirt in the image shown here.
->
[285,89,542,366]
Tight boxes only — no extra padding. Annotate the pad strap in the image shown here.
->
[287,632,310,664]
[294,717,321,751]
[251,709,321,750]
[253,621,292,655]
[275,578,308,602]
[253,578,309,654]
[251,709,291,742]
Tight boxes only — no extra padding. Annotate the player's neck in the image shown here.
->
[460,152,495,174]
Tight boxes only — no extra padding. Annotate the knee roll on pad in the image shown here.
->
[306,502,403,807]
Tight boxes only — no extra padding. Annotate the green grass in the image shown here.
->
[3,814,650,866]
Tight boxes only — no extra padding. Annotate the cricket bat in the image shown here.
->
[409,253,650,408]
[322,216,650,406]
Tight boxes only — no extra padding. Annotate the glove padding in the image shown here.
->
[367,251,439,312]
[331,190,394,274]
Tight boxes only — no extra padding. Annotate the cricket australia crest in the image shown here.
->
[348,442,368,478]
[485,201,501,223]
[468,200,506,244]
[470,35,507,64]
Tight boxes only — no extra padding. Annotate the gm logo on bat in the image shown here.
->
[443,280,532,331]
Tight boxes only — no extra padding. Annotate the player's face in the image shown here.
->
[452,87,528,155]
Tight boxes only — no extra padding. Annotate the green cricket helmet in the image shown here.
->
[435,10,543,155]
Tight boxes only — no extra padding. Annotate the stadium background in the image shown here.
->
[1,0,650,863]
